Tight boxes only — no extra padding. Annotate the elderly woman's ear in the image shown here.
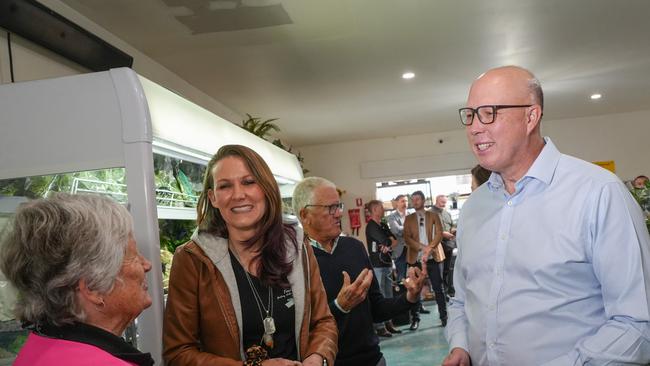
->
[77,279,105,310]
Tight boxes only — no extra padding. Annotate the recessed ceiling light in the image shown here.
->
[590,93,602,100]
[402,72,415,80]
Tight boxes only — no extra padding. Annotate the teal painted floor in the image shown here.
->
[380,301,450,365]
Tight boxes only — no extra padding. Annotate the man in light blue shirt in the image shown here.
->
[444,66,650,365]
[388,194,410,280]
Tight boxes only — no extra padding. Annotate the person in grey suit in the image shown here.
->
[387,194,409,281]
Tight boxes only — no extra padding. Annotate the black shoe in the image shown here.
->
[419,306,431,314]
[386,324,402,334]
[376,328,393,337]
[409,319,420,331]
[441,318,448,327]
[448,287,455,297]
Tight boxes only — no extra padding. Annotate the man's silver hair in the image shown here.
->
[292,177,337,223]
[0,193,132,325]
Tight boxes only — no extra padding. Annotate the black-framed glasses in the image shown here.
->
[459,104,532,126]
[419,217,424,227]
[304,202,344,215]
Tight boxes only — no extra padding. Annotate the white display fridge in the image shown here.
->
[0,68,303,364]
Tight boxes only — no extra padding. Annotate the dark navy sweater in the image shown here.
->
[312,236,415,366]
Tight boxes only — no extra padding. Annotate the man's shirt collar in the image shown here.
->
[308,235,340,254]
[487,137,561,193]
[523,137,561,185]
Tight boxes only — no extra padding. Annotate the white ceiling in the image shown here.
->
[61,0,650,147]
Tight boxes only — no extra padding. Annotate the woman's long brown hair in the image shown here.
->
[196,145,297,286]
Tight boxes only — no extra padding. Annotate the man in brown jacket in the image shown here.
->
[403,190,447,329]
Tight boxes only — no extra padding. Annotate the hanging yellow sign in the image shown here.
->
[593,160,616,173]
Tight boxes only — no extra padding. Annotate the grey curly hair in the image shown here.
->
[0,193,132,326]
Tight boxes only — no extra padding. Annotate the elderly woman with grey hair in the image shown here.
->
[0,193,154,366]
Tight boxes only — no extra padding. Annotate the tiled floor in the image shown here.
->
[380,301,450,365]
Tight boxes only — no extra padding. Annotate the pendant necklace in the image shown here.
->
[231,246,275,349]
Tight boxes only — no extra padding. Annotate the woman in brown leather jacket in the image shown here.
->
[163,145,337,366]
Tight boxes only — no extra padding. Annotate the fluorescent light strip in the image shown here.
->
[139,75,303,183]
[152,139,212,165]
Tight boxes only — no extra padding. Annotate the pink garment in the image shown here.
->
[14,332,137,366]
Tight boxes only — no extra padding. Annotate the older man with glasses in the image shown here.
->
[293,177,426,366]
[443,66,650,366]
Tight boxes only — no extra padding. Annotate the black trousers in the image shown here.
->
[443,247,456,295]
[408,259,447,321]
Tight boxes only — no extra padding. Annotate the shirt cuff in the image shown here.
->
[333,298,350,314]
[446,332,469,353]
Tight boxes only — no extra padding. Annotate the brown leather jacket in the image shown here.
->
[403,210,445,264]
[163,227,338,365]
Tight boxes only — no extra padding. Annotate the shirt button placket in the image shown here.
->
[487,198,514,364]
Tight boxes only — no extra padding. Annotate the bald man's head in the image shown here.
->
[474,66,544,112]
[463,65,546,182]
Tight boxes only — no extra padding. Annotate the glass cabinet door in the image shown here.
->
[152,153,205,298]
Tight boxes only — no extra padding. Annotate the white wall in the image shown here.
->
[542,111,649,178]
[0,0,242,124]
[299,109,650,242]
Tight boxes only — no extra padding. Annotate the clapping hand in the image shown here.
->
[422,245,433,261]
[336,268,373,311]
[404,261,427,303]
[442,231,455,240]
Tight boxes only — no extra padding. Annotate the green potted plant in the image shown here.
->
[630,179,650,232]
[240,114,309,175]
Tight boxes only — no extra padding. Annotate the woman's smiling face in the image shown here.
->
[208,156,267,239]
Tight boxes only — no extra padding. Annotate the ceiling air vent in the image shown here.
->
[163,0,293,33]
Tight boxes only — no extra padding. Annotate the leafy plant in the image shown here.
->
[272,139,309,175]
[630,180,650,232]
[158,219,196,253]
[240,114,309,175]
[7,333,27,354]
[0,169,126,200]
[241,113,280,140]
[153,154,204,207]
